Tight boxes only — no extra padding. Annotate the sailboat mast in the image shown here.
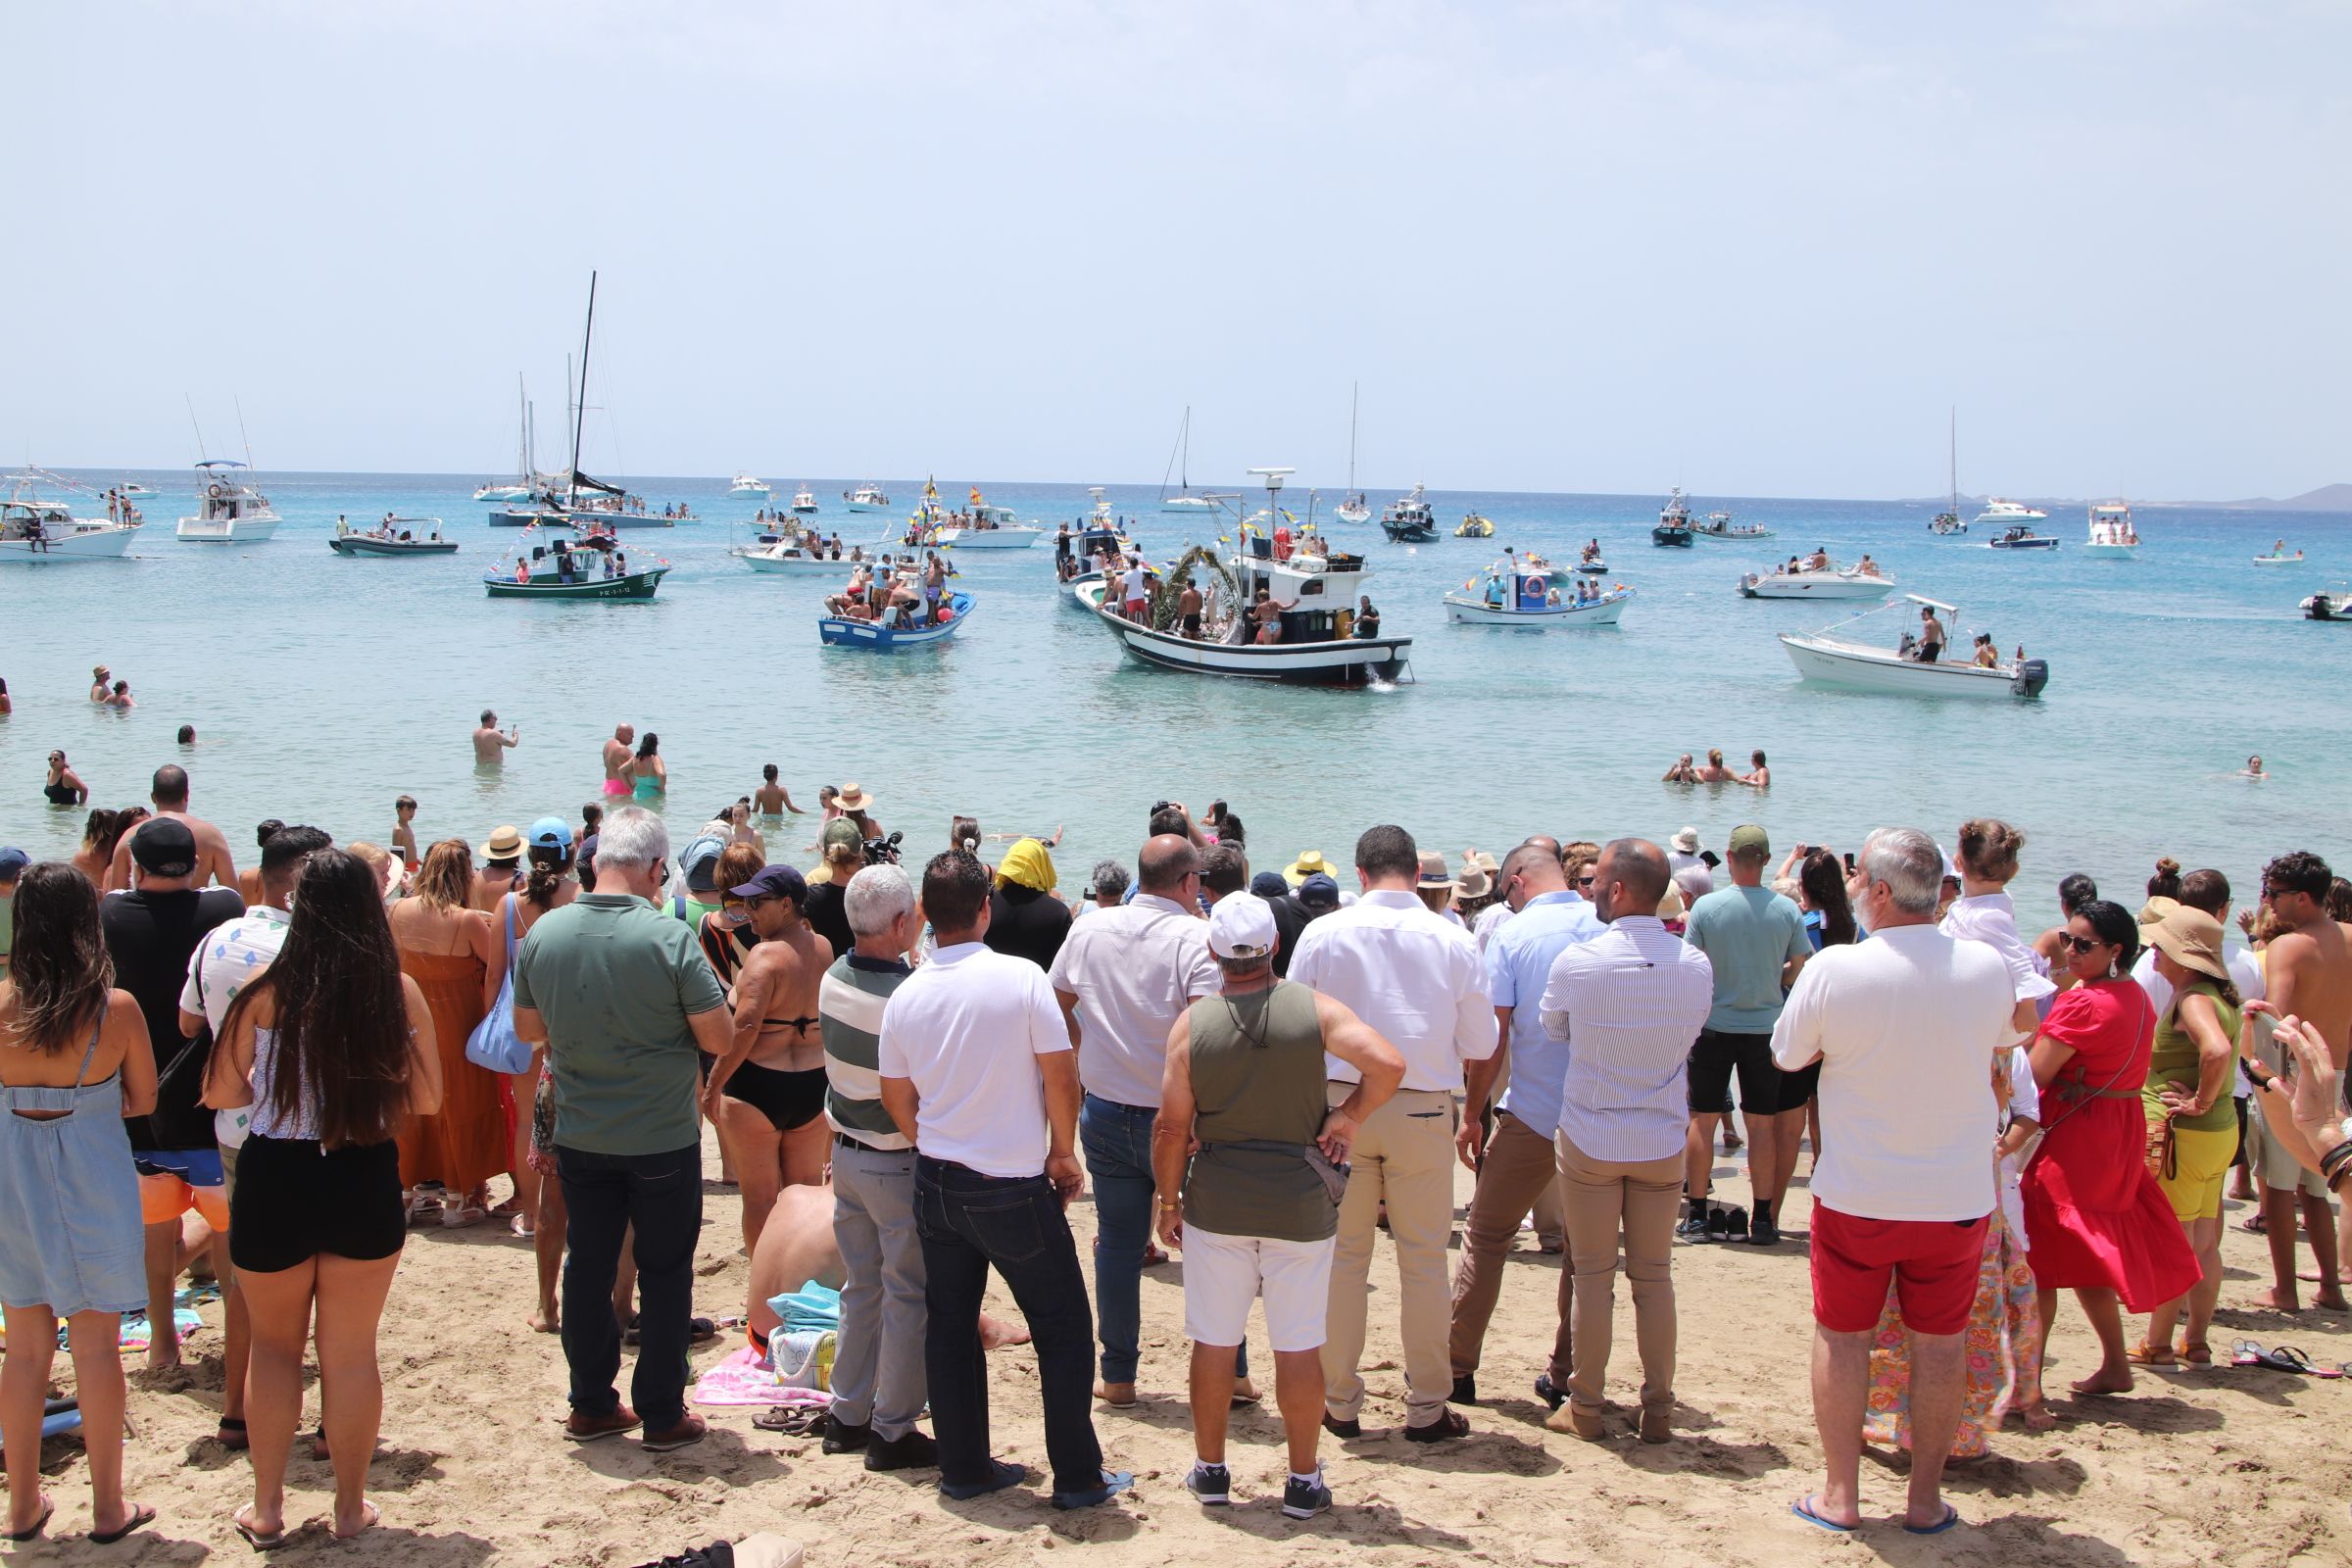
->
[516,373,528,482]
[1180,407,1190,493]
[1348,382,1359,492]
[568,271,598,510]
[1948,405,1957,514]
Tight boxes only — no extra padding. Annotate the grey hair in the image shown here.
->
[1860,826,1942,914]
[845,863,915,937]
[595,807,669,873]
[1090,859,1131,899]
[1672,865,1713,903]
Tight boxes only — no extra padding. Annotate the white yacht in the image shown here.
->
[845,483,892,513]
[1738,558,1894,600]
[176,460,281,543]
[475,376,537,501]
[1973,498,2047,527]
[1780,594,2048,699]
[790,485,819,514]
[0,474,137,562]
[730,473,772,497]
[2082,500,2139,557]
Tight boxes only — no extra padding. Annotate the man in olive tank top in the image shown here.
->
[1152,894,1404,1519]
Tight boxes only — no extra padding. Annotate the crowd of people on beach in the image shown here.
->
[2,698,2350,1554]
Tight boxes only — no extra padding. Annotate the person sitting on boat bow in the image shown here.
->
[1857,556,1881,577]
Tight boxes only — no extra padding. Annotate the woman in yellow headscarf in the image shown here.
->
[985,837,1070,969]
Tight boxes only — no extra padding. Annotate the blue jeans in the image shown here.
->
[914,1156,1102,1496]
[1082,1094,1246,1385]
[556,1144,702,1427]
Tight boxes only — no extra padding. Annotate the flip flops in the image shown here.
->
[1790,1495,1855,1533]
[2233,1341,2344,1376]
[233,1503,287,1550]
[4,1494,54,1543]
[89,1502,157,1545]
[1904,1503,1962,1536]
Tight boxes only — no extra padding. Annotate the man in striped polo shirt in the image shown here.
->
[817,863,936,1471]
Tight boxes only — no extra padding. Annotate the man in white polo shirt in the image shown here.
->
[1050,833,1225,1407]
[877,851,1131,1512]
[1289,824,1497,1444]
[1771,826,2011,1537]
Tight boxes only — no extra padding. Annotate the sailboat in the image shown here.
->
[487,276,682,529]
[1158,408,1215,514]
[1336,383,1370,523]
[475,376,535,502]
[1930,408,1966,535]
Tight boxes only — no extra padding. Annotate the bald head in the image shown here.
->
[1522,835,1561,860]
[1500,842,1566,906]
[1592,838,1671,921]
[151,763,190,808]
[1137,833,1200,896]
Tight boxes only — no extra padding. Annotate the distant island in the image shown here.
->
[2218,483,2352,513]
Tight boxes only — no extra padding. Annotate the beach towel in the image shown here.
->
[693,1346,789,1408]
[113,1308,204,1351]
[768,1282,842,1334]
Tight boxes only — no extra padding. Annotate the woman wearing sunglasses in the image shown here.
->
[2017,900,2201,1406]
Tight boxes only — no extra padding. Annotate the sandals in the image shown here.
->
[440,1203,490,1229]
[5,1494,54,1543]
[2180,1342,2213,1365]
[752,1404,828,1436]
[233,1503,287,1550]
[2126,1341,2178,1367]
[2233,1340,2345,1376]
[89,1502,157,1546]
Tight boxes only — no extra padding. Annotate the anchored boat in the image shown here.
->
[1652,488,1694,547]
[1779,594,2048,699]
[2301,590,2352,621]
[730,473,772,497]
[1380,483,1438,543]
[176,460,281,543]
[844,482,892,513]
[1693,512,1773,542]
[1738,560,1893,600]
[1445,554,1631,627]
[1975,498,2048,528]
[484,532,666,600]
[819,588,973,649]
[0,474,137,562]
[1987,523,2059,552]
[329,516,457,556]
[1336,386,1371,523]
[2082,500,2139,557]
[790,485,819,514]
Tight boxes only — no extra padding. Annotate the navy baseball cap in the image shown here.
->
[0,847,28,880]
[1297,872,1341,908]
[1249,870,1290,900]
[729,864,808,905]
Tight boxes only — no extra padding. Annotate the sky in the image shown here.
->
[6,1,2347,500]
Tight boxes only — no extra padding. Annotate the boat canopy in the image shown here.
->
[1902,593,1957,613]
[194,459,249,470]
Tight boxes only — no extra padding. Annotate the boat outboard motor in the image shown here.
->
[2010,659,2049,699]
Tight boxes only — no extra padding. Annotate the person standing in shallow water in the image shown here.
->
[472,710,517,765]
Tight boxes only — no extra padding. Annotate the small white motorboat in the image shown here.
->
[790,485,819,514]
[733,542,851,573]
[1974,498,2048,527]
[2253,541,2305,565]
[844,483,892,513]
[1779,594,2048,700]
[473,482,530,503]
[176,460,282,543]
[1445,555,1631,627]
[2301,590,2352,622]
[1985,523,2059,552]
[1692,512,1775,542]
[2081,500,2139,557]
[0,476,137,562]
[730,473,772,497]
[935,523,1045,550]
[1738,560,1894,600]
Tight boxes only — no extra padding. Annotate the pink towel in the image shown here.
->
[693,1346,788,1407]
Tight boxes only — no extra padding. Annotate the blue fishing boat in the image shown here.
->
[819,590,975,650]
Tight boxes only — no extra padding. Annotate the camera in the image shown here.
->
[862,830,905,866]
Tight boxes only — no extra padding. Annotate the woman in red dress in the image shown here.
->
[2020,900,2203,1398]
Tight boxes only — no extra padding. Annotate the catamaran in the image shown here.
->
[1780,594,2048,699]
[1158,408,1216,514]
[487,278,688,528]
[177,460,281,543]
[1336,384,1370,523]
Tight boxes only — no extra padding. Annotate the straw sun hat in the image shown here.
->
[2142,905,2230,984]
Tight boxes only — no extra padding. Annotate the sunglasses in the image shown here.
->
[1576,874,1596,887]
[2061,934,2105,955]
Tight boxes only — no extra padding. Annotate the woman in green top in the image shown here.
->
[2135,906,2242,1367]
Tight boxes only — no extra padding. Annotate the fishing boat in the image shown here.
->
[488,279,683,529]
[1380,483,1438,543]
[475,377,537,501]
[2254,541,2305,565]
[1931,409,1967,534]
[820,590,974,649]
[790,484,819,514]
[1974,498,2048,528]
[1652,488,1694,547]
[1157,407,1216,514]
[176,460,281,543]
[484,531,666,599]
[1335,384,1371,523]
[1455,514,1494,538]
[1053,491,1140,606]
[1692,512,1774,541]
[1738,560,1894,600]
[730,473,772,497]
[328,516,457,556]
[2082,500,2139,557]
[2300,590,2352,621]
[1078,468,1411,685]
[0,475,137,562]
[1780,594,2048,699]
[844,482,892,513]
[1445,554,1631,627]
[1986,523,2059,551]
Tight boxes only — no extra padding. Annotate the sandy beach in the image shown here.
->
[14,1125,2347,1566]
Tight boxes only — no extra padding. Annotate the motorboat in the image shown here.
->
[1052,493,1139,606]
[2301,590,2352,621]
[1380,482,1438,542]
[1779,594,2048,699]
[844,483,892,512]
[484,532,666,599]
[820,589,974,650]
[2082,500,2139,557]
[1445,554,1631,627]
[1079,467,1411,685]
[329,515,457,556]
[2254,541,2305,565]
[1692,512,1774,541]
[119,481,156,499]
[1738,559,1894,600]
[937,493,1045,548]
[176,460,281,542]
[1335,386,1371,523]
[0,475,137,562]
[1986,524,2059,551]
[734,535,859,573]
[473,482,530,503]
[790,485,819,514]
[730,473,772,497]
[1455,514,1494,538]
[1974,498,2048,527]
[1652,488,1693,546]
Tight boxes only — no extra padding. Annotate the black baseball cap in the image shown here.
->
[130,818,198,877]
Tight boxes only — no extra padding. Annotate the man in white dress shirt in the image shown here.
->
[1289,825,1497,1443]
[1539,839,1714,1443]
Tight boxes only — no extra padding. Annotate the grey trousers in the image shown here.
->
[830,1140,928,1439]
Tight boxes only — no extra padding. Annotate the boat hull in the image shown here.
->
[2252,556,2304,566]
[474,486,530,503]
[845,501,890,513]
[934,528,1044,550]
[2079,542,2138,558]
[1738,574,1891,600]
[0,527,136,561]
[1694,529,1776,542]
[1334,504,1370,524]
[1987,538,2059,551]
[487,508,677,529]
[484,568,667,600]
[1160,497,1216,514]
[1381,523,1437,543]
[329,538,459,557]
[1444,591,1629,626]
[735,548,849,573]
[1651,527,1692,547]
[819,593,973,649]
[1077,583,1410,685]
[175,517,280,543]
[1780,634,2046,699]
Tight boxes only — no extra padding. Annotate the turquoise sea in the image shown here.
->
[5,470,2343,926]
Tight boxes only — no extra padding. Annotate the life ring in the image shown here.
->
[207,483,226,500]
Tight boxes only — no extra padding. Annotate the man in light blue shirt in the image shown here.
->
[1446,841,1606,1408]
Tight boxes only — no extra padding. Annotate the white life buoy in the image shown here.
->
[208,483,226,500]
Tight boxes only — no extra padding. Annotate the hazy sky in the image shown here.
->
[8,2,2346,499]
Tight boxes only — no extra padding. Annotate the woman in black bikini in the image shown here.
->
[704,865,833,1254]
[42,752,87,808]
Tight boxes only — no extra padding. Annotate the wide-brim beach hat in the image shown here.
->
[1671,827,1701,855]
[481,824,524,859]
[836,783,875,813]
[2142,905,2230,984]
[1285,850,1332,887]
[1454,865,1494,901]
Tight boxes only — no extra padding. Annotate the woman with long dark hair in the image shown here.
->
[388,840,502,1226]
[630,732,666,801]
[84,806,146,892]
[0,865,159,1544]
[204,850,441,1547]
[1797,848,1856,950]
[2033,872,2101,995]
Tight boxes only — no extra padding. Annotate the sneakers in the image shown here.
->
[1675,1210,1713,1243]
[1403,1408,1469,1444]
[1050,1469,1135,1511]
[940,1458,1027,1501]
[1749,1214,1782,1247]
[1448,1374,1479,1406]
[821,1417,871,1455]
[1185,1462,1232,1507]
[1282,1467,1334,1520]
[1533,1374,1568,1412]
[862,1430,937,1472]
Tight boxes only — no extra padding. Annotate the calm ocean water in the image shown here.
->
[5,469,2343,925]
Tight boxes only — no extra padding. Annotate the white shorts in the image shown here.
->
[1182,1226,1334,1353]
[2249,1095,2328,1200]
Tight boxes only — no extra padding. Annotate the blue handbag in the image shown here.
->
[465,899,532,1076]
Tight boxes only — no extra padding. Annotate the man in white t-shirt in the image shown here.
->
[1120,561,1150,621]
[877,852,1130,1512]
[1770,826,2012,1537]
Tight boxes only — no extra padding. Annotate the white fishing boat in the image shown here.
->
[1780,594,2048,700]
[1974,498,2048,527]
[1380,483,1438,543]
[1077,468,1411,685]
[730,473,771,497]
[1445,554,1631,627]
[0,475,137,562]
[176,460,281,543]
[844,482,892,513]
[1652,489,1694,547]
[2081,500,2139,557]
[2253,541,2305,565]
[1692,512,1775,541]
[936,522,1045,549]
[1738,560,1895,600]
[790,485,819,514]
[735,539,857,574]
[1336,385,1371,523]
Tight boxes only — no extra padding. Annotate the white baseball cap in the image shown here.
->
[1207,892,1277,959]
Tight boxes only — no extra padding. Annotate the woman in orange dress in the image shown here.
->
[388,839,505,1225]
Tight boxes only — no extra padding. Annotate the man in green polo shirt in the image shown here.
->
[513,807,733,1454]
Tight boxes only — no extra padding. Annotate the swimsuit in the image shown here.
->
[43,781,77,805]
[602,777,629,798]
[722,1057,827,1132]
